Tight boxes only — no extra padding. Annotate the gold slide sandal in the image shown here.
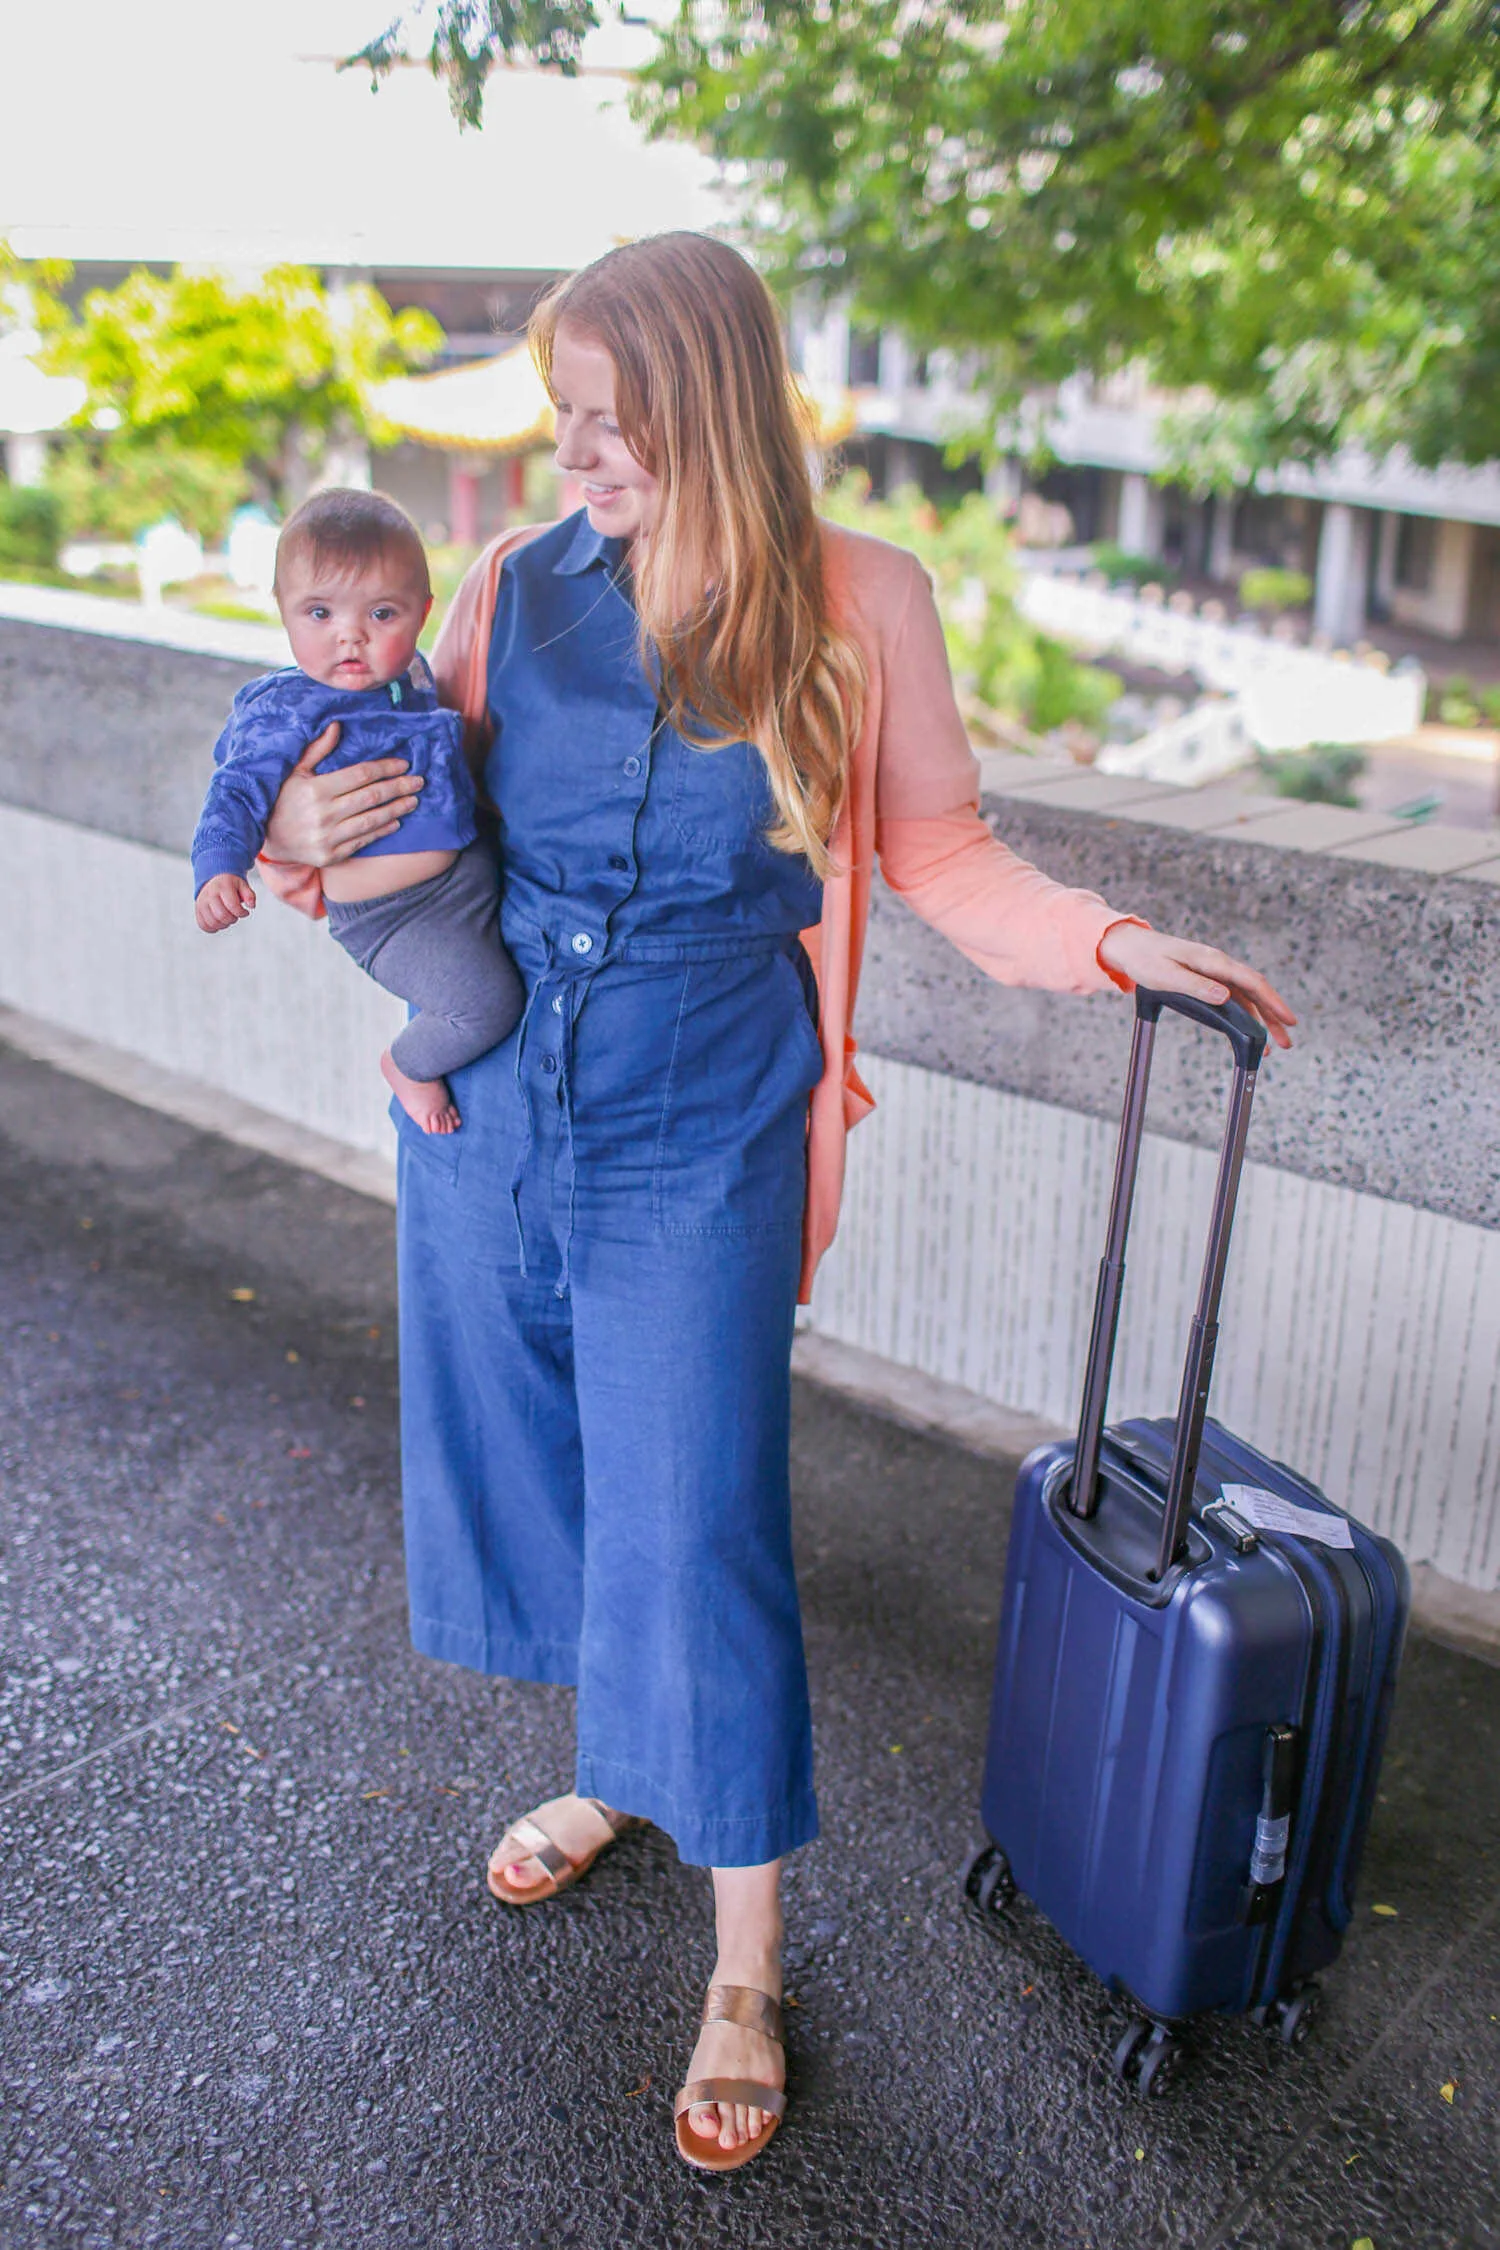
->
[673,1984,786,2173]
[485,1797,639,1907]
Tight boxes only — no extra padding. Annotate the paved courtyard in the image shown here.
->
[1,1037,1497,2250]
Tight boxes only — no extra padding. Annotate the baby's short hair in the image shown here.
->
[274,489,430,600]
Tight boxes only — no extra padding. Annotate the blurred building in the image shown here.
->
[0,27,722,541]
[797,312,1500,656]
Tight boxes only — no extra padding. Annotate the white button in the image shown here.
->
[571,932,593,955]
[552,994,564,1014]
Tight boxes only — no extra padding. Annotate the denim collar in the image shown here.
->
[552,509,626,579]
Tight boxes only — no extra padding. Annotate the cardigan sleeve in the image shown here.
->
[871,552,1144,993]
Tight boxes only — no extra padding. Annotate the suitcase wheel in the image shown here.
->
[1112,2019,1184,2099]
[960,1842,1016,1920]
[1111,2019,1153,2080]
[1269,1983,1321,2048]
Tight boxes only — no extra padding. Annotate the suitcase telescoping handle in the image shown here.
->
[1070,985,1269,1580]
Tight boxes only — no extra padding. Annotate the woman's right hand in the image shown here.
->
[260,723,425,867]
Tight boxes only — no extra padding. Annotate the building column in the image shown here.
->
[448,458,481,547]
[884,437,923,496]
[1313,502,1371,644]
[1372,511,1401,618]
[985,456,1022,516]
[1208,493,1237,582]
[4,432,48,486]
[1117,471,1164,558]
[796,303,850,394]
[319,425,372,491]
[1428,519,1478,639]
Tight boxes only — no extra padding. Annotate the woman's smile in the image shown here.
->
[550,321,661,544]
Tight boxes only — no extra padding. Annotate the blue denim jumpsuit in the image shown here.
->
[395,512,825,1866]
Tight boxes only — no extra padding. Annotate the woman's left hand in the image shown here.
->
[1097,922,1297,1050]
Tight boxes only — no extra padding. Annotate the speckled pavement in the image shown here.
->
[1,1039,1497,2250]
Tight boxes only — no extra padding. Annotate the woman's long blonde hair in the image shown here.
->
[530,233,865,875]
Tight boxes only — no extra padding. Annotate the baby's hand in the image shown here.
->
[196,873,258,933]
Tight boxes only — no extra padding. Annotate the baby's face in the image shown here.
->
[278,553,432,692]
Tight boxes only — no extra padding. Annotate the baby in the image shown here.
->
[191,489,523,1133]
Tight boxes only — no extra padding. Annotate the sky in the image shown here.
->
[0,1,723,276]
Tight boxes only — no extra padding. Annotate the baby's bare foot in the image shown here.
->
[381,1049,460,1133]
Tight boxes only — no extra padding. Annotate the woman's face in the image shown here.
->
[550,321,660,545]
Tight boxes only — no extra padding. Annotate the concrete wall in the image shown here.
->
[3,591,1499,1589]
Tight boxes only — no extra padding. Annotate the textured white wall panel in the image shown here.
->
[810,1055,1500,1589]
[4,807,1496,1588]
[0,805,402,1157]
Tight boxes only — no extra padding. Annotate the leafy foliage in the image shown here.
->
[346,1,602,126]
[41,266,442,507]
[820,476,1119,737]
[0,486,62,573]
[353,3,1500,470]
[631,2,1499,471]
[1238,567,1312,615]
[1258,743,1368,805]
[1091,544,1170,589]
[45,434,249,545]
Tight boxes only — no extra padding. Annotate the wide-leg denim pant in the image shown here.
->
[396,928,824,1867]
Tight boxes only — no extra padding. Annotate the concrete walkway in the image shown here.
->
[1,1039,1497,2250]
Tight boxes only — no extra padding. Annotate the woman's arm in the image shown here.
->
[872,554,1294,1045]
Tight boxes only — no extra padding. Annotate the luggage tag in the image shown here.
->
[1219,1484,1355,1550]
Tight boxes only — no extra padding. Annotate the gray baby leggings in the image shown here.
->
[324,840,524,1083]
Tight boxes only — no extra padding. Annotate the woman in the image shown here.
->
[262,232,1294,2172]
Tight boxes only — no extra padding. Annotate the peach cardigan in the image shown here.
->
[269,518,1138,1302]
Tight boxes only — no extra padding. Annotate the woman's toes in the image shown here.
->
[689,2101,720,2141]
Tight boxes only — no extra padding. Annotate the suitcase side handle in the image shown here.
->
[1070,986,1263,1580]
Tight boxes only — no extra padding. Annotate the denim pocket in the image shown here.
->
[652,954,820,1237]
[665,732,773,848]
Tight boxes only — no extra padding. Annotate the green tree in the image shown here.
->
[355,2,1500,473]
[637,1,1499,473]
[346,1,602,124]
[41,265,442,509]
[44,434,251,546]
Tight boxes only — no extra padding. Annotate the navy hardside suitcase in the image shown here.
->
[968,988,1410,2095]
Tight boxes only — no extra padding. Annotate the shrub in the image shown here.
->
[1258,744,1367,805]
[0,485,63,572]
[1028,635,1122,734]
[1091,542,1165,588]
[1435,673,1483,727]
[1238,567,1312,616]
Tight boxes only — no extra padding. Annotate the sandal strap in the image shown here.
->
[675,2078,786,2122]
[700,1985,784,2045]
[582,1798,637,1840]
[503,1817,572,1880]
